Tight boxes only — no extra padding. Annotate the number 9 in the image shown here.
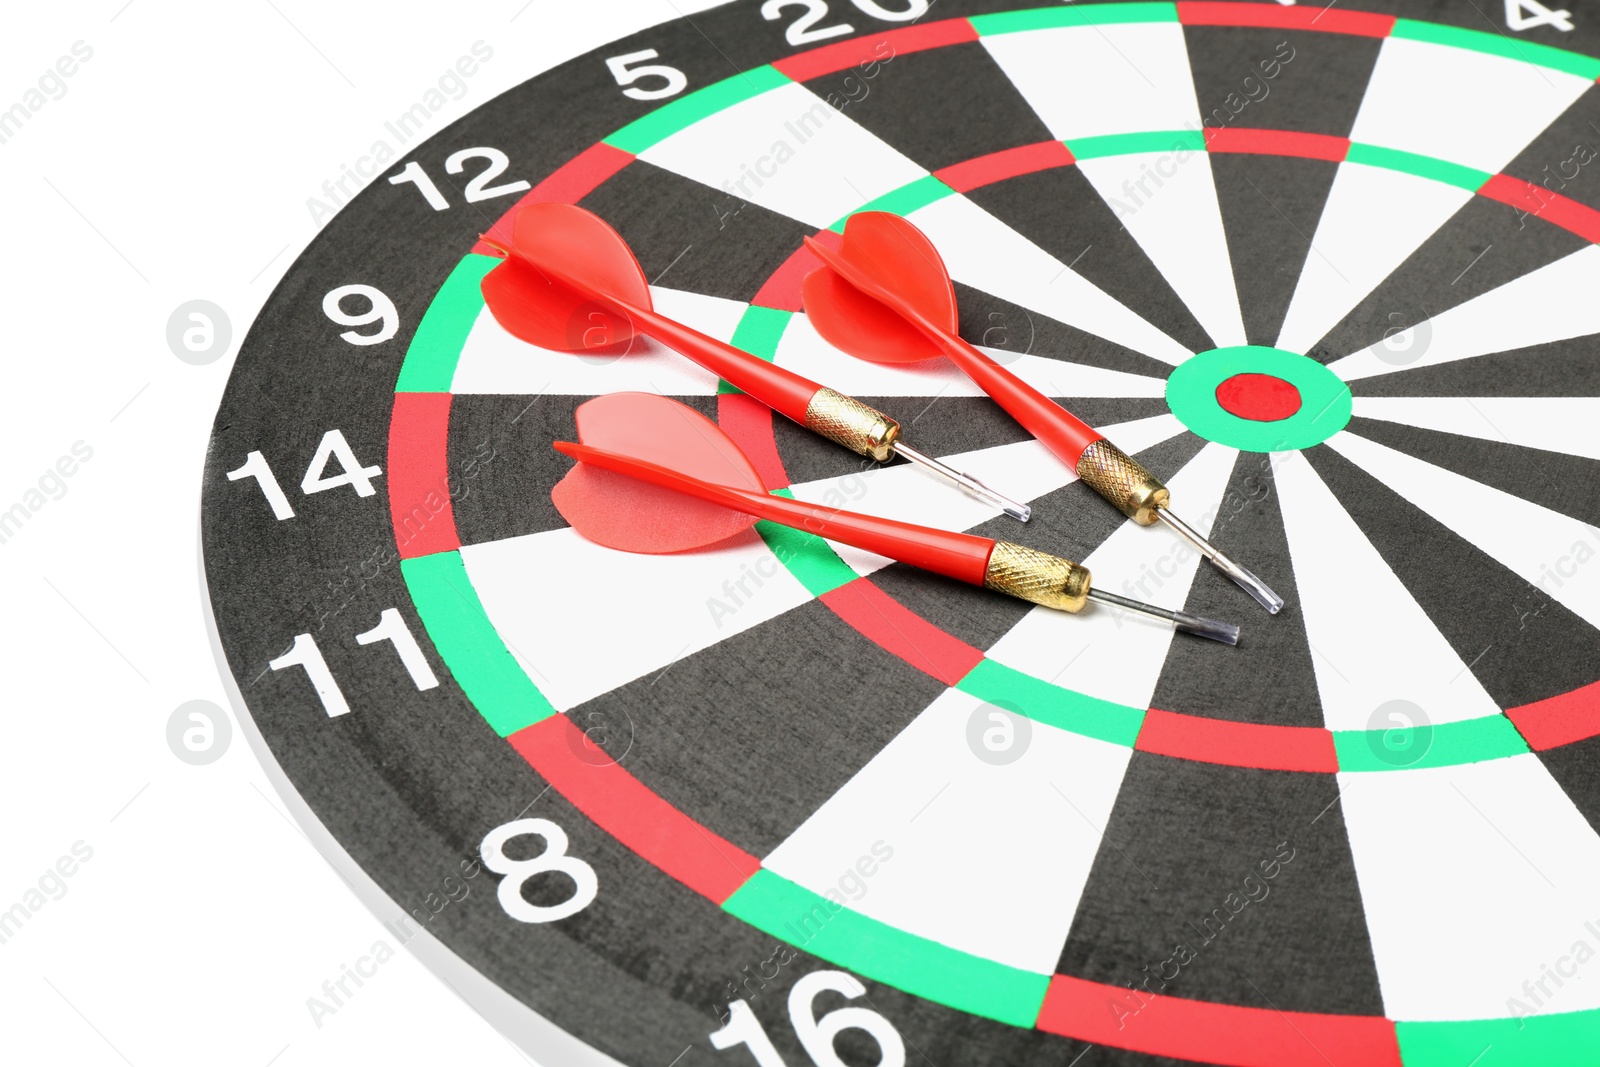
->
[322,284,399,346]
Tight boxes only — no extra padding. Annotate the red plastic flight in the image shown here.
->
[552,392,1239,644]
[803,211,1102,464]
[479,202,1030,521]
[802,211,1283,614]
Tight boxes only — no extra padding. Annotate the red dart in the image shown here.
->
[479,201,1031,521]
[551,392,1239,644]
[801,211,1283,614]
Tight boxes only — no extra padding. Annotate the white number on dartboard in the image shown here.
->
[710,970,906,1067]
[763,0,930,44]
[480,819,599,923]
[227,430,382,520]
[763,0,853,45]
[446,147,531,202]
[847,0,928,21]
[1505,0,1574,31]
[269,608,436,718]
[323,284,399,345]
[606,49,688,100]
[388,148,531,211]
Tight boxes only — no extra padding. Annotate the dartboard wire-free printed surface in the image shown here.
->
[202,2,1600,1064]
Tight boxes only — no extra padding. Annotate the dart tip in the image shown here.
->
[1154,508,1283,614]
[1234,565,1285,615]
[1173,611,1241,646]
[1084,589,1239,646]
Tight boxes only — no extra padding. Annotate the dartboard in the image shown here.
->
[202,2,1600,1064]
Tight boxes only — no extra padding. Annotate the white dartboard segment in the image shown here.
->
[1353,397,1600,462]
[1274,166,1474,356]
[979,20,1204,140]
[1348,35,1593,174]
[1329,244,1600,381]
[1276,32,1592,357]
[1273,450,1502,730]
[763,687,1133,975]
[1327,431,1600,630]
[460,527,813,711]
[1075,152,1248,349]
[905,195,1195,366]
[774,309,1169,398]
[980,18,1245,351]
[1340,756,1600,1020]
[638,80,926,229]
[451,287,744,395]
[985,439,1237,710]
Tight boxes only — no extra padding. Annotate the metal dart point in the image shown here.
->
[1086,589,1241,646]
[1154,507,1284,615]
[894,440,1032,522]
[1072,439,1281,614]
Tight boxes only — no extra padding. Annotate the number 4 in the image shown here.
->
[1506,0,1574,30]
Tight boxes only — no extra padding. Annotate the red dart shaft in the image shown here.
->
[930,331,1103,465]
[534,259,820,424]
[555,441,993,586]
[628,305,818,423]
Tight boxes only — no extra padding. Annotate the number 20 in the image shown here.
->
[763,0,930,46]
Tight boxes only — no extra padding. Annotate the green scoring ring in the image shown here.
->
[1166,345,1352,452]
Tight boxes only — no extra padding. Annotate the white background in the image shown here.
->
[0,3,723,1063]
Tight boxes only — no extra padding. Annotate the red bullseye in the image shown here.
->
[1216,373,1301,422]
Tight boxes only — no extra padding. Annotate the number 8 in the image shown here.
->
[480,818,598,923]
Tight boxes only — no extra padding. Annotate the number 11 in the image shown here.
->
[270,608,438,718]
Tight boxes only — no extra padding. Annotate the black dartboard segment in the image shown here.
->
[203,3,1600,1065]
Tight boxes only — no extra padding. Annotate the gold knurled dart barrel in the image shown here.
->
[1075,439,1169,525]
[802,387,900,461]
[983,541,1092,611]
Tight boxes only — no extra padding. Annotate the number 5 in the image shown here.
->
[607,49,687,100]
